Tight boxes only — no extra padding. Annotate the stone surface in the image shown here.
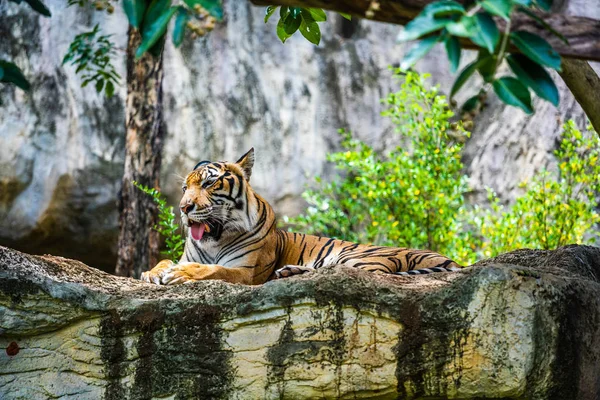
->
[1,244,600,399]
[0,1,599,270]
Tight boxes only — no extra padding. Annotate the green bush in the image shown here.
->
[473,120,600,258]
[133,181,185,262]
[285,71,600,265]
[284,70,479,264]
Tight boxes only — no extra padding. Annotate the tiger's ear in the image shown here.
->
[235,148,255,181]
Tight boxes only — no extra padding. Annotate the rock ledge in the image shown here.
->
[1,245,600,399]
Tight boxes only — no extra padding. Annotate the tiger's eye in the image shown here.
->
[182,186,187,193]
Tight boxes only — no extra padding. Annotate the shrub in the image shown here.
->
[473,121,600,258]
[285,70,600,265]
[284,70,479,264]
[133,181,185,262]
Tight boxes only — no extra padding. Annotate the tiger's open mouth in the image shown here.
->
[188,219,223,241]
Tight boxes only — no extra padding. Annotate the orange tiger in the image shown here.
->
[141,149,461,285]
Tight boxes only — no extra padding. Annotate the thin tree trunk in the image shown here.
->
[558,59,600,135]
[115,27,165,278]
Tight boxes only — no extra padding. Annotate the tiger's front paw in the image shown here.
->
[141,259,175,285]
[160,263,199,285]
[275,265,315,279]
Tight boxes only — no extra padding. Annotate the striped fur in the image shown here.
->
[141,149,462,285]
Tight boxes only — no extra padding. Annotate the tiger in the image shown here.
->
[141,148,461,285]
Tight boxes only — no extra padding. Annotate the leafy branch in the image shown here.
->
[123,0,223,59]
[396,0,562,114]
[264,6,351,45]
[62,24,121,97]
[133,181,185,262]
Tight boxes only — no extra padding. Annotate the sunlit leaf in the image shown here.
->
[300,9,321,45]
[264,5,277,23]
[510,31,561,70]
[308,8,326,22]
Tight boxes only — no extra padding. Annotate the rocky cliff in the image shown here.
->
[0,0,598,270]
[1,244,600,399]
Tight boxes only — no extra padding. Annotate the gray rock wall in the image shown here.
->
[0,0,597,270]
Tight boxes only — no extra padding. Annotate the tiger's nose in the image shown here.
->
[180,203,195,214]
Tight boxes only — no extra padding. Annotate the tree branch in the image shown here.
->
[250,0,600,61]
[558,59,600,134]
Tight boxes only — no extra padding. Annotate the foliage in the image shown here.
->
[264,0,565,115]
[133,181,185,262]
[265,6,351,45]
[473,120,600,257]
[62,24,121,97]
[1,0,51,91]
[397,0,563,114]
[122,0,222,58]
[286,71,600,265]
[284,70,479,264]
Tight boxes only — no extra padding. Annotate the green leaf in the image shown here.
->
[283,12,301,35]
[0,66,4,81]
[472,13,499,53]
[123,0,146,28]
[299,11,321,45]
[265,5,277,23]
[105,80,115,97]
[280,5,289,19]
[517,6,568,44]
[400,35,440,70]
[445,15,477,37]
[339,12,351,20]
[481,0,512,20]
[423,0,465,17]
[276,17,292,43]
[445,36,461,73]
[512,0,532,5]
[0,60,30,90]
[308,8,327,22]
[534,0,552,11]
[397,15,450,42]
[450,58,485,98]
[476,50,496,82]
[510,31,561,70]
[146,0,172,26]
[507,54,559,106]
[172,7,189,47]
[462,95,480,112]
[136,5,177,59]
[23,0,51,17]
[95,79,104,93]
[493,76,533,114]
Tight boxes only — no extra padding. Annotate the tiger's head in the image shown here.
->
[180,148,256,242]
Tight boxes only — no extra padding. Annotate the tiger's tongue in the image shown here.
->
[191,222,206,241]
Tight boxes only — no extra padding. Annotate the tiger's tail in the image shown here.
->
[394,265,462,276]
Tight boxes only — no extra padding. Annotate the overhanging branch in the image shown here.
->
[250,0,600,61]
